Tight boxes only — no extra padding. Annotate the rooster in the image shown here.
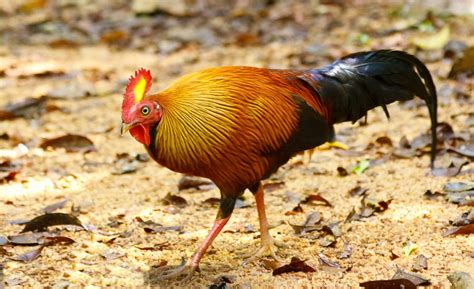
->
[121,50,437,281]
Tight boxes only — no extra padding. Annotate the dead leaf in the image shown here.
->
[360,279,416,289]
[319,235,336,247]
[451,209,474,226]
[209,275,236,289]
[112,153,139,175]
[339,243,352,259]
[39,134,95,153]
[301,194,332,207]
[424,190,445,200]
[449,46,474,78]
[444,182,474,192]
[413,26,450,50]
[318,253,341,269]
[11,245,45,263]
[42,198,68,214]
[448,144,474,158]
[392,266,431,286]
[177,175,213,191]
[135,242,172,251]
[263,180,285,192]
[161,193,187,208]
[432,161,469,177]
[348,186,368,197]
[337,166,349,176]
[284,203,304,215]
[289,211,322,235]
[0,235,8,246]
[375,136,393,147]
[101,249,125,261]
[0,96,47,120]
[272,257,315,276]
[261,258,280,270]
[8,232,52,245]
[443,224,474,236]
[447,271,474,289]
[21,213,85,233]
[413,254,428,271]
[202,197,220,207]
[322,222,342,238]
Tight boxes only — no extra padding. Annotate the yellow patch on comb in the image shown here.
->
[134,77,147,103]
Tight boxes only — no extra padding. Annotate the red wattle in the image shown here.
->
[130,124,150,146]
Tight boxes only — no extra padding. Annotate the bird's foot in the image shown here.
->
[153,258,198,284]
[241,237,287,266]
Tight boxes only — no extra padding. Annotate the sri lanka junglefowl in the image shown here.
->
[121,50,437,281]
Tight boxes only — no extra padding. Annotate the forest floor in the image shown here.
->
[0,1,473,288]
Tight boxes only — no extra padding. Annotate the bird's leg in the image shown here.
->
[156,197,235,283]
[242,182,287,265]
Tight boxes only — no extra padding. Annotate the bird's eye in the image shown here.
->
[141,105,150,116]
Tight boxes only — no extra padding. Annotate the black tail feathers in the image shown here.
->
[303,50,437,169]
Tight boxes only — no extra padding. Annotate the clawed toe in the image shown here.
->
[241,238,285,266]
[153,258,198,283]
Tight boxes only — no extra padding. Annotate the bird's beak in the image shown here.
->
[121,122,136,136]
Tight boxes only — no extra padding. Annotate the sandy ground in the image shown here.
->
[0,1,473,287]
[0,44,472,288]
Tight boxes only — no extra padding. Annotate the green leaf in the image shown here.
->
[403,241,418,256]
[352,160,370,175]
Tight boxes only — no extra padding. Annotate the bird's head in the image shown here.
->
[121,68,162,145]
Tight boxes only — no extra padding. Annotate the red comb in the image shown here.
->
[122,68,152,114]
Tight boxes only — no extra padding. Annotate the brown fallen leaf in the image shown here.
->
[21,213,85,233]
[392,265,431,286]
[42,198,68,214]
[322,222,342,238]
[272,257,315,276]
[202,197,220,207]
[348,186,368,197]
[449,144,474,158]
[39,134,95,153]
[360,279,416,289]
[261,258,280,270]
[177,175,214,191]
[135,242,172,251]
[0,96,47,120]
[11,245,45,263]
[318,253,341,269]
[449,46,474,78]
[443,224,474,236]
[289,211,322,235]
[143,226,182,234]
[301,194,332,207]
[263,180,285,192]
[432,161,469,177]
[337,166,349,176]
[284,203,304,216]
[413,254,428,271]
[375,136,393,147]
[209,275,236,289]
[424,190,445,200]
[0,160,21,183]
[161,193,188,208]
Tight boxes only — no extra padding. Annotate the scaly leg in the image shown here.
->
[242,182,287,265]
[156,197,235,283]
